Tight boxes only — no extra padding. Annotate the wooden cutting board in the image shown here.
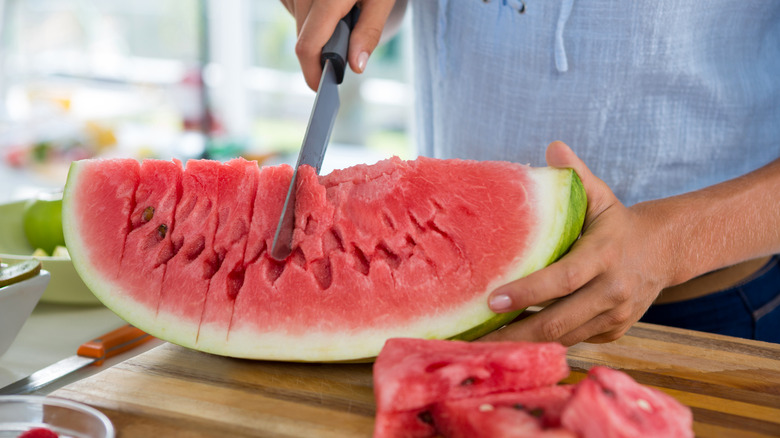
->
[51,322,780,438]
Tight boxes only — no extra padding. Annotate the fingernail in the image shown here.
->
[357,51,369,72]
[489,294,512,311]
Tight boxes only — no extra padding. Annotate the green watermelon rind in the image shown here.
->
[448,168,586,342]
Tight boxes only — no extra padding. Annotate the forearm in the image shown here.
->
[633,158,780,287]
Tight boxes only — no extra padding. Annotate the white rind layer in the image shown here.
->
[64,164,578,362]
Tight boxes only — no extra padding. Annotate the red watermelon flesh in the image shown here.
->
[229,165,293,341]
[63,156,586,361]
[431,386,576,438]
[373,338,569,412]
[118,159,182,311]
[157,160,221,345]
[371,339,694,438]
[373,410,436,438]
[63,159,139,282]
[372,338,569,438]
[561,366,694,438]
[199,158,260,345]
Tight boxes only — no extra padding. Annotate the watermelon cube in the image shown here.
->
[561,366,694,438]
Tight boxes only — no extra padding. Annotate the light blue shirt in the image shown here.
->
[410,0,780,207]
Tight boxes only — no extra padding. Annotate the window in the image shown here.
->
[0,0,413,178]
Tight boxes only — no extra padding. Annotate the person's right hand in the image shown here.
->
[281,0,398,91]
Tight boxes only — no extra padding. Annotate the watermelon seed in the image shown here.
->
[417,411,434,425]
[157,224,168,239]
[478,403,494,412]
[142,206,155,222]
[529,408,545,418]
[636,398,652,412]
[602,388,615,397]
[513,403,525,410]
[460,377,476,386]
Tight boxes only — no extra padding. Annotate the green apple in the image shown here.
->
[23,192,66,255]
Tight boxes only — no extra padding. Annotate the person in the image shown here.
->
[280,0,780,344]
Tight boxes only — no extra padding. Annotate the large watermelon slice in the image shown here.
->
[62,156,586,361]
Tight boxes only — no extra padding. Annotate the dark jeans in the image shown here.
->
[640,255,780,344]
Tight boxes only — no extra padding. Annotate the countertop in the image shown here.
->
[50,323,780,438]
[0,302,164,395]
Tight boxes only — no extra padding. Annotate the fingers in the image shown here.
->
[293,0,394,90]
[545,141,619,227]
[348,0,396,73]
[481,141,646,345]
[482,279,634,346]
[488,237,604,312]
[487,276,608,344]
[296,1,353,90]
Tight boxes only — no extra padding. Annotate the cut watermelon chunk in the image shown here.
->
[62,156,586,361]
[372,338,569,438]
[432,386,577,438]
[561,366,694,438]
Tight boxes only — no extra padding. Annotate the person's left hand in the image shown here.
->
[480,141,671,346]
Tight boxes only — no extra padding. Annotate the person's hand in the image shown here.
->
[280,0,397,91]
[481,141,672,346]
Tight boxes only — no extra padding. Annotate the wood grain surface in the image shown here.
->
[51,322,780,437]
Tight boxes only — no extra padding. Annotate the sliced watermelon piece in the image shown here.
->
[372,338,569,438]
[432,386,577,438]
[561,366,694,438]
[62,156,586,361]
[117,159,182,320]
[156,159,220,346]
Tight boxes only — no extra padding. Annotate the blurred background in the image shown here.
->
[0,0,415,202]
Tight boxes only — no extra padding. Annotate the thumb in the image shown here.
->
[545,141,619,224]
[348,0,395,73]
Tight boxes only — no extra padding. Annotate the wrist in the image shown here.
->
[628,197,705,289]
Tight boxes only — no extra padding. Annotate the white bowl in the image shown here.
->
[0,269,50,358]
[0,395,114,438]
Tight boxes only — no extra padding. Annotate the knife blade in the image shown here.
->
[271,6,359,261]
[0,324,152,395]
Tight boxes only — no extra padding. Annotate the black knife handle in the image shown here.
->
[322,5,360,84]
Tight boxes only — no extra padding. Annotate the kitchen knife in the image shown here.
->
[0,324,152,395]
[271,6,359,261]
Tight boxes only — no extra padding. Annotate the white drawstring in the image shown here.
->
[555,0,575,72]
